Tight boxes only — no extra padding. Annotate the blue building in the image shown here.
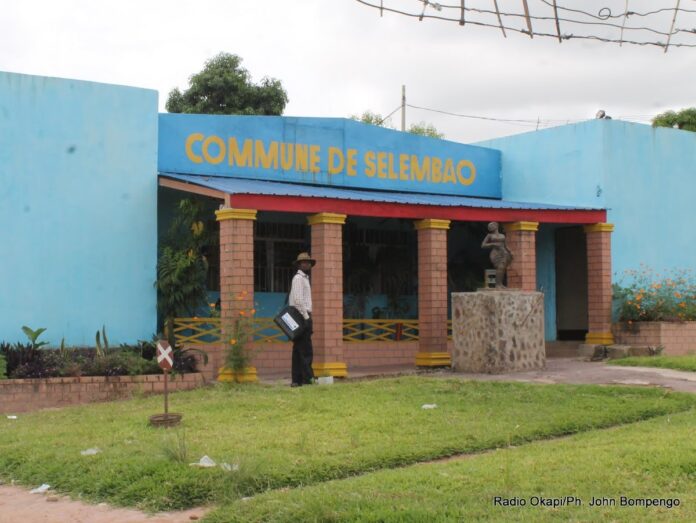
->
[2,70,693,375]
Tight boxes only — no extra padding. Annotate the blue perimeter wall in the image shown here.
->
[0,72,158,346]
[479,120,696,339]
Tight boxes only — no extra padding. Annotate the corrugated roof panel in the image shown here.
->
[160,173,602,211]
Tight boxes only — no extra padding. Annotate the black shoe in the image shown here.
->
[290,382,301,388]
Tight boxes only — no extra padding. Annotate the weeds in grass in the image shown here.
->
[297,430,309,453]
[162,429,188,463]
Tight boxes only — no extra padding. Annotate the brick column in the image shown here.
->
[308,213,347,378]
[504,221,539,291]
[415,219,451,367]
[584,223,614,345]
[215,208,257,380]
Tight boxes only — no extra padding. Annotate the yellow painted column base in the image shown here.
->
[217,366,258,383]
[312,362,348,378]
[415,352,451,367]
[585,332,615,345]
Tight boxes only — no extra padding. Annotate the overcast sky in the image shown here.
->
[2,0,695,143]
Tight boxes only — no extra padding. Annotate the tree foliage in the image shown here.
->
[166,52,288,115]
[156,199,217,344]
[351,110,444,138]
[652,107,696,132]
[407,122,444,139]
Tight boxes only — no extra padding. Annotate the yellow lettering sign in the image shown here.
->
[228,138,252,167]
[202,135,225,164]
[295,144,308,172]
[183,134,480,190]
[456,160,476,185]
[346,149,358,176]
[255,140,279,169]
[309,145,321,173]
[328,147,344,175]
[185,133,204,164]
[364,151,376,177]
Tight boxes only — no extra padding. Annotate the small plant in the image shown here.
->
[0,353,7,379]
[223,292,257,375]
[95,325,110,358]
[21,326,49,350]
[650,345,665,356]
[162,430,189,464]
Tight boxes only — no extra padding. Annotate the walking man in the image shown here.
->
[289,252,315,386]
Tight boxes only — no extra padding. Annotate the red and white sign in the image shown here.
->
[157,340,173,371]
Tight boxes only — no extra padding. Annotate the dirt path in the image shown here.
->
[0,485,208,523]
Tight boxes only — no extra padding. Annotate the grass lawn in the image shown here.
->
[0,377,694,511]
[206,410,696,522]
[611,355,696,372]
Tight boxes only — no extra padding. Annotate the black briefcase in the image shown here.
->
[273,305,306,341]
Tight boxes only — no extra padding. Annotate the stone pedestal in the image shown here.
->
[451,290,545,373]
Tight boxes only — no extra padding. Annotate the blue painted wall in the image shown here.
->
[0,72,158,346]
[601,123,696,277]
[480,120,696,338]
[478,120,607,208]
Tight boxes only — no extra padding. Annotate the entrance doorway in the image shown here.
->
[555,226,588,340]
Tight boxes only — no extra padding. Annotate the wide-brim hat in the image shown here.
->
[294,252,316,267]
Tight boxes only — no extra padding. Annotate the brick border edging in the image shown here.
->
[0,373,205,414]
[613,321,696,356]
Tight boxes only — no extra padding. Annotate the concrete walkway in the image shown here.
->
[266,357,696,394]
[445,358,696,393]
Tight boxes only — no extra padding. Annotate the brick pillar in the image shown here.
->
[215,208,257,379]
[584,223,614,345]
[415,219,451,367]
[504,221,539,291]
[308,213,347,378]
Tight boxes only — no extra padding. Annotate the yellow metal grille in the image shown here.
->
[343,319,419,342]
[173,317,287,345]
[173,318,222,344]
[174,318,454,344]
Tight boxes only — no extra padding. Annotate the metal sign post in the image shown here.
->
[157,340,173,416]
[149,340,181,427]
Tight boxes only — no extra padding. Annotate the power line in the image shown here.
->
[378,104,403,125]
[354,0,696,50]
[405,102,658,127]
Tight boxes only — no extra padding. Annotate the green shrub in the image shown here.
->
[82,351,161,377]
[0,353,6,379]
[11,350,65,379]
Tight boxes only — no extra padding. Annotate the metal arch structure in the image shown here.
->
[355,0,696,52]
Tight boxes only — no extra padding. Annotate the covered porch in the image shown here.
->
[159,173,612,381]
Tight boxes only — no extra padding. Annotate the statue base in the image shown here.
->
[451,290,545,374]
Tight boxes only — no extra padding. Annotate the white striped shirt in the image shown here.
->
[289,270,312,320]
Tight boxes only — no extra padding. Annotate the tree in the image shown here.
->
[166,52,288,115]
[351,110,444,138]
[407,122,444,139]
[156,198,217,346]
[652,107,696,132]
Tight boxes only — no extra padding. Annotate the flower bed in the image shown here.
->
[0,373,205,414]
[612,268,696,355]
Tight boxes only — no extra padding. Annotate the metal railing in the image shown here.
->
[173,318,453,344]
[343,319,419,342]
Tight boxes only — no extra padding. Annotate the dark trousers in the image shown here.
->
[291,318,314,385]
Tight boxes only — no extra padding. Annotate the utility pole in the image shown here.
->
[401,85,406,131]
